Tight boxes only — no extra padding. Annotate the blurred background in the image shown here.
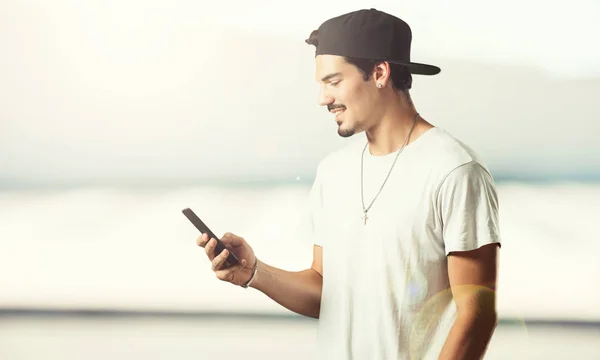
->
[1,0,599,359]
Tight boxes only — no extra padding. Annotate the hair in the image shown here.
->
[305,30,413,93]
[343,57,412,92]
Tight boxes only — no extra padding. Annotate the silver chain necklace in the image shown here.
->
[360,113,419,225]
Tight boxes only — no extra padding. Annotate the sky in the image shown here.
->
[1,0,600,187]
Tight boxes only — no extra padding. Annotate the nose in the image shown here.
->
[318,87,334,107]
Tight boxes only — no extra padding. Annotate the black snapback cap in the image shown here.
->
[307,8,440,76]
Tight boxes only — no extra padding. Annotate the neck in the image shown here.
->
[365,94,433,156]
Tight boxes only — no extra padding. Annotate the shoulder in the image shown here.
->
[428,129,498,206]
[308,140,362,213]
[314,138,364,179]
[417,127,494,181]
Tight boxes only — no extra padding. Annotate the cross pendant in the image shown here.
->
[363,211,369,225]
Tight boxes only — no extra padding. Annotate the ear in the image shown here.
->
[372,61,392,88]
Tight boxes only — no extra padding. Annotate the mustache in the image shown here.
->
[327,104,346,112]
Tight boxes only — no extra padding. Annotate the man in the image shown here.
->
[197,8,501,360]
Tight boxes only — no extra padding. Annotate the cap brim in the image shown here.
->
[389,60,441,76]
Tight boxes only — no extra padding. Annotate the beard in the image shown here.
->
[337,122,355,137]
[338,127,355,137]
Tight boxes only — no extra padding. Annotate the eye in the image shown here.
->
[330,80,340,87]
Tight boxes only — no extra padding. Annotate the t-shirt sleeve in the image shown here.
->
[436,161,501,255]
[308,163,325,247]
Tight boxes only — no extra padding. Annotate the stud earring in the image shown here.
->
[377,83,383,88]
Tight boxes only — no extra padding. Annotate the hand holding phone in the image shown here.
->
[182,208,240,268]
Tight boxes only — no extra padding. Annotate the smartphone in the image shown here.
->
[182,207,240,268]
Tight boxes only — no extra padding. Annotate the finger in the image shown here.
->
[211,248,230,271]
[196,233,209,247]
[204,238,217,260]
[215,263,245,281]
[215,268,233,281]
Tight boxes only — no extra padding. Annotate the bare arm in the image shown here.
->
[250,245,323,318]
[438,243,499,360]
[200,232,323,319]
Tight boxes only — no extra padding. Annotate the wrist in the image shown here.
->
[241,257,258,289]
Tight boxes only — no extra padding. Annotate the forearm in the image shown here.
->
[438,311,497,360]
[250,260,323,318]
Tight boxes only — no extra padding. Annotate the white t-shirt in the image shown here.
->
[308,127,501,360]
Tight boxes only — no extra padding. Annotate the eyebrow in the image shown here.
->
[320,72,342,83]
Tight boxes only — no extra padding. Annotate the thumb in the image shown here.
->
[221,232,244,247]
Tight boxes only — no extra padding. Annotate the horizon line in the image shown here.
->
[1,307,599,328]
[1,173,600,191]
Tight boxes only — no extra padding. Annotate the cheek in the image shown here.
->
[342,87,370,115]
[339,85,362,108]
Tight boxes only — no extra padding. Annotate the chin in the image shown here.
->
[336,119,358,138]
[337,126,355,138]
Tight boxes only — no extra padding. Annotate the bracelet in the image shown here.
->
[241,258,258,289]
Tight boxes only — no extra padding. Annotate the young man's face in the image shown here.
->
[315,55,381,138]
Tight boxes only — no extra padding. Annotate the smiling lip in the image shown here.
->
[331,108,345,121]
